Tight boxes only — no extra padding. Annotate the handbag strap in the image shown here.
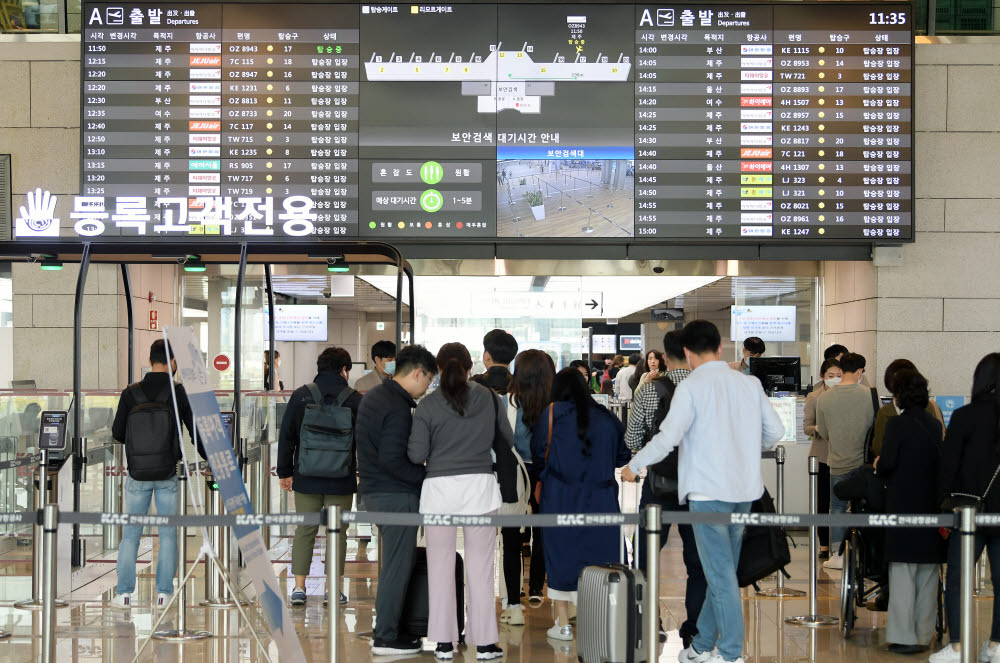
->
[543,404,554,464]
[982,463,1000,502]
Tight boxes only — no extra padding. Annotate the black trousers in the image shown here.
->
[817,461,831,548]
[500,476,547,601]
[636,480,706,644]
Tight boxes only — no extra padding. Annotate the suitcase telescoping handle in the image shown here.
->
[620,473,642,569]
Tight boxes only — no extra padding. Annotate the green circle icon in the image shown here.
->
[420,189,444,213]
[368,221,376,229]
[420,161,444,185]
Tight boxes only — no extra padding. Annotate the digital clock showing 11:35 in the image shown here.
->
[870,11,907,24]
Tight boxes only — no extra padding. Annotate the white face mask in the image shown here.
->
[825,377,843,387]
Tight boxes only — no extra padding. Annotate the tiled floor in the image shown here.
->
[0,530,993,662]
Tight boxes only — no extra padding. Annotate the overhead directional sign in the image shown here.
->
[582,291,603,316]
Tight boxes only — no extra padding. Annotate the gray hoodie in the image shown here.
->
[407,381,515,479]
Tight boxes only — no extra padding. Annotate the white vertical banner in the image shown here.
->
[164,326,306,661]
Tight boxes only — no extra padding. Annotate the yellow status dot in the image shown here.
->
[818,86,825,92]
[266,122,273,129]
[581,40,585,44]
[819,215,826,221]
[568,39,573,44]
[819,137,825,144]
[397,221,405,229]
[266,175,272,182]
[267,58,273,65]
[266,97,273,103]
[266,188,272,194]
[266,162,272,168]
[819,228,826,235]
[818,72,825,79]
[267,71,273,77]
[266,110,273,116]
[410,5,418,13]
[267,84,273,91]
[818,124,825,131]
[819,112,825,118]
[818,60,825,66]
[267,45,274,52]
[818,150,825,156]
[819,47,826,53]
[266,136,273,142]
[266,148,273,155]
[819,202,826,209]
[819,189,825,196]
[819,176,826,183]
[819,164,826,170]
[818,99,825,105]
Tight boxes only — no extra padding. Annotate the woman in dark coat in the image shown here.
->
[875,369,944,654]
[532,367,629,642]
[932,353,1000,663]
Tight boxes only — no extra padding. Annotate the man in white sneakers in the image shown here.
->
[622,320,784,663]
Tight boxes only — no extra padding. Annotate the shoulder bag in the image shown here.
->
[942,463,1000,512]
[490,392,519,503]
[533,404,554,504]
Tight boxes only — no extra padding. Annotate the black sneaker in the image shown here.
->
[371,637,423,656]
[477,644,504,660]
[434,643,454,660]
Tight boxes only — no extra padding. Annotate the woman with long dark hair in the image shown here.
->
[498,349,555,620]
[635,349,666,396]
[407,342,513,661]
[932,353,1000,663]
[532,367,629,641]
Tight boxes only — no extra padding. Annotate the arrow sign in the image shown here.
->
[581,291,603,316]
[585,299,599,310]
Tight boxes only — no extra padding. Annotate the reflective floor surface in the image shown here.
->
[0,530,994,662]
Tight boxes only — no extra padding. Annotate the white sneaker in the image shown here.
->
[111,593,131,610]
[823,553,844,571]
[929,644,961,663]
[546,621,574,641]
[679,647,715,663]
[156,593,169,609]
[500,604,525,626]
[979,642,998,663]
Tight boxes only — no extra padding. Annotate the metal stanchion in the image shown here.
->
[960,506,976,663]
[645,504,661,663]
[153,464,211,641]
[327,504,342,663]
[758,445,805,598]
[201,487,238,608]
[785,456,838,627]
[16,451,67,611]
[103,445,123,551]
[976,553,993,598]
[41,504,58,663]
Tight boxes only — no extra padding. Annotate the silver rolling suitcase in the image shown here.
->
[577,480,648,663]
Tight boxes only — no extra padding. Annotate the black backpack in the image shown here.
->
[737,489,793,588]
[124,384,179,481]
[645,377,680,499]
[296,384,355,479]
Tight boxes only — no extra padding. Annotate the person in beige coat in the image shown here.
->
[803,358,843,559]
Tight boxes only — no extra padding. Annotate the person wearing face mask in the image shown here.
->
[729,337,766,374]
[870,358,946,457]
[354,340,397,392]
[803,358,842,560]
[264,350,284,391]
[111,340,204,611]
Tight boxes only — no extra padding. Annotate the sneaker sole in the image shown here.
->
[290,599,306,606]
[434,653,454,660]
[547,634,574,642]
[371,647,423,656]
[477,653,504,660]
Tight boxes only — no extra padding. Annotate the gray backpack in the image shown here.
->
[297,384,355,479]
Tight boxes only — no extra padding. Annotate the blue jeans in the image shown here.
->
[116,476,178,596]
[689,500,752,662]
[830,468,862,548]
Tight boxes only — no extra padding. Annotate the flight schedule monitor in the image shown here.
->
[79,2,912,245]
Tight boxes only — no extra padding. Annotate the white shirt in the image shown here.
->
[419,474,502,515]
[629,360,785,504]
[614,366,637,401]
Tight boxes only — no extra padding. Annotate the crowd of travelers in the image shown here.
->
[106,322,1000,663]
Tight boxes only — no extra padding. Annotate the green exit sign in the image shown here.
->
[376,322,385,331]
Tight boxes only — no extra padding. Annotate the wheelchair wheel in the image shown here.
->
[840,534,858,638]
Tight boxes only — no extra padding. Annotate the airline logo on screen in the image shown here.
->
[14,189,60,238]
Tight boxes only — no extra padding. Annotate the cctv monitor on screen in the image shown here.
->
[749,357,802,395]
[264,305,328,342]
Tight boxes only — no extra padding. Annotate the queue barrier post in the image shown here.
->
[152,464,211,641]
[16,451,67,611]
[785,456,838,628]
[960,506,977,663]
[327,504,342,663]
[41,504,58,663]
[645,504,661,663]
[758,445,805,598]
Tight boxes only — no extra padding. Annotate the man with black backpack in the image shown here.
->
[111,339,202,610]
[624,330,705,647]
[277,346,363,607]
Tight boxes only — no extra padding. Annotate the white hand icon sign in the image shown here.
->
[18,188,59,233]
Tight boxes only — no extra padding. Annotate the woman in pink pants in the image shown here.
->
[408,342,515,661]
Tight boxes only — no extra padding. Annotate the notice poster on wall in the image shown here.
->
[730,306,797,342]
[265,305,329,342]
[592,334,617,354]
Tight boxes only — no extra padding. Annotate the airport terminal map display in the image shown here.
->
[77,2,912,243]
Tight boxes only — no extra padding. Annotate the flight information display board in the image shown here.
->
[76,1,912,245]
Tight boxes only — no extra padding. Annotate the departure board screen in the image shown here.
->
[76,2,912,245]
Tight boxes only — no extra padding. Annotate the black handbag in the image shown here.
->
[647,451,679,499]
[942,464,1000,512]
